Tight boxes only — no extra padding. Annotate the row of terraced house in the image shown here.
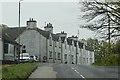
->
[0,18,94,65]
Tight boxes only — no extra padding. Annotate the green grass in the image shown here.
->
[2,63,38,80]
[93,54,120,66]
[0,65,2,79]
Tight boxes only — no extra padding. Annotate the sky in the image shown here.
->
[0,0,96,39]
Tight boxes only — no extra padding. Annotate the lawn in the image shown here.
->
[2,63,38,80]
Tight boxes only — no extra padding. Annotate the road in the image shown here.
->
[28,63,119,80]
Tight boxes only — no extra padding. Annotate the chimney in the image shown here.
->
[27,18,37,29]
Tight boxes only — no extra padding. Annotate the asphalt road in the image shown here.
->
[28,63,119,80]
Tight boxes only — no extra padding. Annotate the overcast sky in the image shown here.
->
[1,0,96,39]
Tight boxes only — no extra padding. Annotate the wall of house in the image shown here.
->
[62,42,68,63]
[47,37,54,63]
[16,30,45,61]
[40,35,47,62]
[91,51,95,64]
[67,45,72,64]
[4,44,15,61]
[54,41,61,63]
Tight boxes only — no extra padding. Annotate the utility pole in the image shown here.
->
[105,0,111,55]
[108,14,111,55]
[18,0,23,62]
[76,30,79,64]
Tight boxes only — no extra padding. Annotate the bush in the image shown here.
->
[93,54,120,66]
[2,63,38,80]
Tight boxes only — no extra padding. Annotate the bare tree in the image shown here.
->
[80,0,120,40]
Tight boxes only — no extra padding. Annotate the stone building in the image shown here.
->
[0,18,94,65]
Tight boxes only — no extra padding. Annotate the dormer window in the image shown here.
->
[49,37,52,46]
[58,53,61,60]
[49,51,52,59]
[55,41,57,47]
[65,43,67,49]
[59,41,61,48]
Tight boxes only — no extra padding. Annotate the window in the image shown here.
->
[65,43,67,49]
[49,37,52,46]
[55,52,56,60]
[58,53,60,60]
[87,58,88,63]
[49,51,52,59]
[72,46,74,50]
[90,58,92,63]
[4,43,8,54]
[71,55,74,60]
[64,54,67,59]
[55,42,57,47]
[22,45,26,53]
[59,41,61,48]
[22,50,26,53]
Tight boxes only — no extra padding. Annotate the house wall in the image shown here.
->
[47,37,54,63]
[67,45,72,64]
[77,47,80,64]
[54,41,61,63]
[39,35,47,61]
[62,42,68,63]
[16,29,47,61]
[72,46,76,64]
[4,44,17,61]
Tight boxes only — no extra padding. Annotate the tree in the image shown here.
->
[87,38,99,50]
[0,24,8,28]
[80,0,120,40]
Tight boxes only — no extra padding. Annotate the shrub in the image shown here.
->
[93,54,120,66]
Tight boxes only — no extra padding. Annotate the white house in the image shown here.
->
[1,18,95,65]
[0,27,20,63]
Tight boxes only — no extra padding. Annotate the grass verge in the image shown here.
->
[2,63,38,80]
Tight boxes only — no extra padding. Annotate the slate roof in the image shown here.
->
[78,41,83,49]
[51,33,59,41]
[36,28,50,39]
[2,34,20,46]
[2,28,21,46]
[74,40,77,47]
[2,27,26,40]
[85,45,94,51]
[2,27,51,40]
[61,37,66,43]
[67,38,72,45]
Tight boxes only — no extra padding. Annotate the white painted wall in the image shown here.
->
[62,42,68,63]
[54,41,61,63]
[4,44,15,61]
[47,36,54,63]
[15,29,47,61]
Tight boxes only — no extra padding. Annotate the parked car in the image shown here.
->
[20,53,30,62]
[30,55,38,62]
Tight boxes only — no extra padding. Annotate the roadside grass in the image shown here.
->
[0,65,2,79]
[93,54,120,66]
[2,63,38,80]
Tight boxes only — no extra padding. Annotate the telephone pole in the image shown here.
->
[18,0,23,62]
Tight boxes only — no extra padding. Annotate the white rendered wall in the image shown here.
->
[16,30,45,61]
